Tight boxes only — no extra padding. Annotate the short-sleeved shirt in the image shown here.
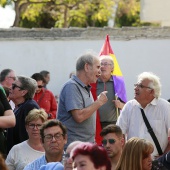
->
[0,87,12,155]
[57,75,96,149]
[116,98,170,157]
[0,88,11,116]
[6,140,44,170]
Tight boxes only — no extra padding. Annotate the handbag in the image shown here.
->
[140,108,163,155]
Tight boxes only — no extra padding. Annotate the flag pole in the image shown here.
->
[115,94,119,119]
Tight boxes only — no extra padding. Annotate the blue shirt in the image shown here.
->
[23,155,47,170]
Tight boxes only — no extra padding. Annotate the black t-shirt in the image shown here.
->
[0,88,12,116]
[0,88,12,157]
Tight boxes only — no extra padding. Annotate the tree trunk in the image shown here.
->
[63,6,68,28]
[13,1,20,27]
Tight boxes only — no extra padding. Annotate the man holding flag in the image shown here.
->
[93,55,125,129]
[91,35,127,144]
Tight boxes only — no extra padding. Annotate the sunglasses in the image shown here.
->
[102,139,116,146]
[38,85,44,88]
[12,84,24,90]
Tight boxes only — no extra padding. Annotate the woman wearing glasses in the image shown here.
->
[31,73,57,119]
[6,108,48,170]
[0,87,15,158]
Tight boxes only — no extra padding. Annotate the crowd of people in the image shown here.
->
[0,51,170,170]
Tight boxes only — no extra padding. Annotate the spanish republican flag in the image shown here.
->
[91,35,127,145]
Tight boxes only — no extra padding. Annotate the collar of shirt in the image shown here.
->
[72,75,91,90]
[17,99,27,107]
[135,98,158,109]
[149,98,158,105]
[98,76,113,83]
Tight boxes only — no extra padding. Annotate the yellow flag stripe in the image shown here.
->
[110,53,122,76]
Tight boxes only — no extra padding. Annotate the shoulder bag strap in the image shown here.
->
[37,89,46,105]
[140,108,163,155]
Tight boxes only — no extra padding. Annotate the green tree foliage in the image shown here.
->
[0,0,14,9]
[115,0,160,27]
[0,0,159,28]
[0,0,115,28]
[0,0,9,7]
[21,0,115,28]
[115,0,140,27]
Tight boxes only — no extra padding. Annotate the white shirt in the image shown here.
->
[116,98,170,157]
[9,100,15,110]
[6,140,44,170]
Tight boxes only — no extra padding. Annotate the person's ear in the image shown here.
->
[111,66,114,74]
[150,89,154,95]
[64,134,68,145]
[21,90,28,96]
[84,63,89,72]
[121,137,125,147]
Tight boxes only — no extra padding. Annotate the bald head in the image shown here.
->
[66,141,83,154]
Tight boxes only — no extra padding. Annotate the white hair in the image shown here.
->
[99,55,114,67]
[138,72,161,98]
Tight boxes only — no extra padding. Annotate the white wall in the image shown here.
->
[0,39,170,101]
[141,0,170,26]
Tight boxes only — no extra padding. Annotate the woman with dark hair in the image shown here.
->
[71,142,111,170]
[31,73,57,119]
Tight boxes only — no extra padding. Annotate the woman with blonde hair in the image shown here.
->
[115,137,154,170]
[6,108,48,170]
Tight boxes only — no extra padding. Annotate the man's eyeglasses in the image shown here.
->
[134,84,152,90]
[28,123,42,130]
[8,76,16,81]
[38,85,44,88]
[102,139,116,146]
[101,63,112,67]
[43,133,64,142]
[12,84,24,90]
